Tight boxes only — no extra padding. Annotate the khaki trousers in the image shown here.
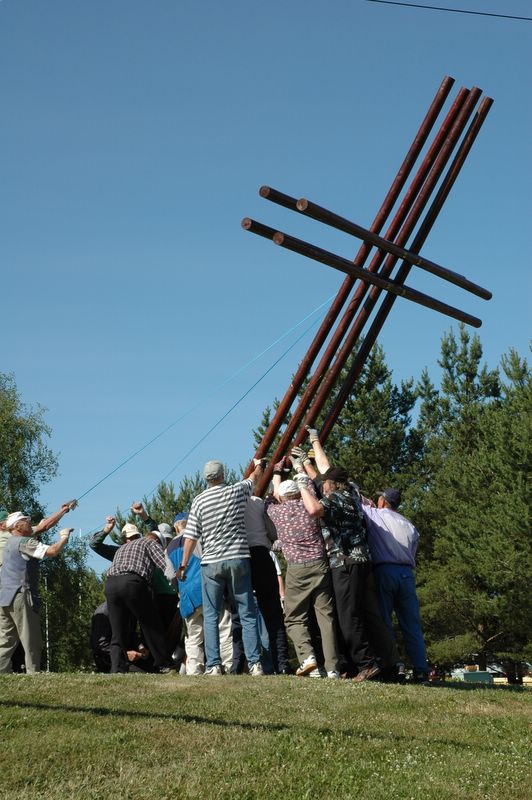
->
[184,602,233,674]
[0,589,42,673]
[284,558,338,673]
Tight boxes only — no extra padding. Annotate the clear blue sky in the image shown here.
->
[2,1,530,568]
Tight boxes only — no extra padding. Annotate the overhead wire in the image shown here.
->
[365,0,532,22]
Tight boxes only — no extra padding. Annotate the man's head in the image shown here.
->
[278,480,300,502]
[173,511,188,534]
[377,488,401,510]
[152,523,173,549]
[204,460,224,486]
[121,523,141,542]
[321,466,349,496]
[6,511,32,537]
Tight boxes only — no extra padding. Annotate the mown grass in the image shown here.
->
[0,674,530,800]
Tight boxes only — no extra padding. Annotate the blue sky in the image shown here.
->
[1,1,530,567]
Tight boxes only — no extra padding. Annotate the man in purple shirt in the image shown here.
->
[362,488,429,682]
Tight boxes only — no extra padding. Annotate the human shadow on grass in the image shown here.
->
[413,680,527,693]
[0,700,288,733]
[0,699,525,755]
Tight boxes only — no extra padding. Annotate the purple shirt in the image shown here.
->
[362,505,419,568]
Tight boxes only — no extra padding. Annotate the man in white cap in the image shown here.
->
[266,465,339,678]
[178,459,266,676]
[0,512,73,673]
[0,499,76,569]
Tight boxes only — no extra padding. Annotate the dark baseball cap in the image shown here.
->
[322,466,349,483]
[378,488,401,509]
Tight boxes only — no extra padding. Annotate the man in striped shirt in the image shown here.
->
[178,459,265,676]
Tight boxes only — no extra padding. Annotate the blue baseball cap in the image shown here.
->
[174,512,189,523]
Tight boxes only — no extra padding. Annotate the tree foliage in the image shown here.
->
[0,372,58,518]
[322,343,420,497]
[414,344,531,668]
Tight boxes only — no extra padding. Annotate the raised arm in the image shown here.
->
[306,427,330,474]
[295,473,324,518]
[44,527,73,558]
[34,500,77,534]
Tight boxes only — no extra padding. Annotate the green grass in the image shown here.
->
[0,674,530,800]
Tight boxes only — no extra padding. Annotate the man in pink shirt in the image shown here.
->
[266,470,339,678]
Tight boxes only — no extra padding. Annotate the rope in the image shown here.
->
[145,311,325,496]
[76,293,335,502]
[83,309,325,537]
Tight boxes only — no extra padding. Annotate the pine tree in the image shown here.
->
[413,342,531,674]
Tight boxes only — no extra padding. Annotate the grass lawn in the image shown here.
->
[1,674,530,800]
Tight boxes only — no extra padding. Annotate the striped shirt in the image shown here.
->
[184,479,253,565]
[107,537,167,582]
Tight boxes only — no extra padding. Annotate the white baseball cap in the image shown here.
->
[6,511,30,530]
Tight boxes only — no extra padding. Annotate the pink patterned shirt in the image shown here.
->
[266,484,325,565]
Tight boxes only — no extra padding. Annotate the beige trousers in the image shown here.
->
[0,589,42,673]
[284,558,338,673]
[184,602,233,674]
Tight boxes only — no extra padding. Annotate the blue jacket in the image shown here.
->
[166,535,203,618]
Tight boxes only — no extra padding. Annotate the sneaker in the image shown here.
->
[295,656,318,676]
[411,670,430,684]
[309,668,324,678]
[327,670,340,679]
[249,663,264,677]
[395,662,407,684]
[352,663,381,683]
[204,665,223,676]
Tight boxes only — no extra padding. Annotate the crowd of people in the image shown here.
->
[0,428,429,682]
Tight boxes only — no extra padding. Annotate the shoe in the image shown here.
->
[249,662,264,677]
[204,665,223,676]
[295,656,318,676]
[396,662,407,684]
[411,670,430,684]
[309,668,325,678]
[327,670,340,679]
[352,664,381,683]
[278,666,294,675]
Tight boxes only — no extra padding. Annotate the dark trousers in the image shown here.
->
[154,593,181,658]
[249,546,289,673]
[105,573,169,673]
[332,562,399,674]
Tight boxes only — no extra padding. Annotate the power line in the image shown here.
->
[365,1,532,22]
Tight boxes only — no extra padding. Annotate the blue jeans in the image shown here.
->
[374,564,428,672]
[201,558,261,669]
